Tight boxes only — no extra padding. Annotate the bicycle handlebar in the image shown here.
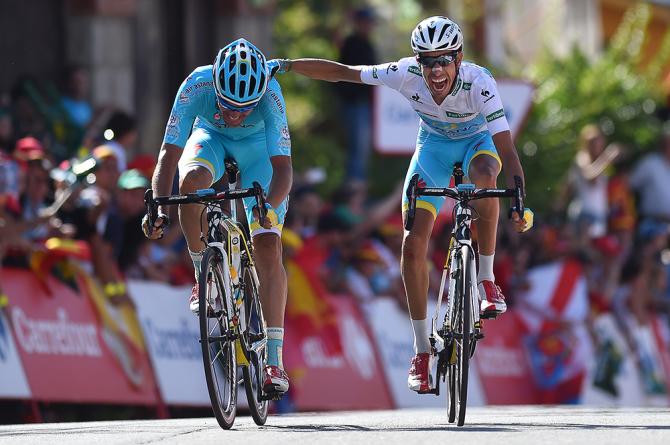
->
[404,174,525,231]
[144,182,267,230]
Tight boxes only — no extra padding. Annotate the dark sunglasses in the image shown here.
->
[417,53,458,69]
[216,95,258,113]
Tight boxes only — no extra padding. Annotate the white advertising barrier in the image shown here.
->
[373,79,535,154]
[362,297,484,408]
[0,310,31,399]
[128,280,209,406]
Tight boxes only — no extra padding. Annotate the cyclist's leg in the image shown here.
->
[232,135,290,392]
[462,132,506,314]
[463,132,501,258]
[402,130,462,392]
[178,128,226,274]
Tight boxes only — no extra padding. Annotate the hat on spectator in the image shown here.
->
[118,169,150,190]
[14,137,45,161]
[127,154,156,180]
[354,7,375,22]
[354,241,383,263]
[92,145,117,161]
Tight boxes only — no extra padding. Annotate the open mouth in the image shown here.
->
[430,77,449,92]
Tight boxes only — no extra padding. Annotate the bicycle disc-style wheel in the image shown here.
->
[240,258,269,426]
[199,247,238,430]
[452,246,473,426]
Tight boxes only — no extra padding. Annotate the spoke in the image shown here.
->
[210,344,224,366]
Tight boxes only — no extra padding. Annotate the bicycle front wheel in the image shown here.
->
[449,245,474,426]
[240,257,269,425]
[199,247,238,430]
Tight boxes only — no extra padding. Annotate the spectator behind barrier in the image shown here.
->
[102,111,138,172]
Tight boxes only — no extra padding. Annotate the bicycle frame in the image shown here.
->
[144,176,268,359]
[431,200,480,356]
[404,164,524,401]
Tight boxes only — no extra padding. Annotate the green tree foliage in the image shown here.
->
[272,0,431,194]
[518,3,670,212]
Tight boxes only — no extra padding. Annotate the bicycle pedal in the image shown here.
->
[260,391,283,401]
[480,311,498,320]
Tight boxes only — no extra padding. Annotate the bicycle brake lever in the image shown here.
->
[144,189,157,234]
[252,181,267,227]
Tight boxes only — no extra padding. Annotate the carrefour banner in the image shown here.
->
[0,309,31,399]
[127,280,210,406]
[1,268,158,404]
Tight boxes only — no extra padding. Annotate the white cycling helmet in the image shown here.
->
[411,16,463,54]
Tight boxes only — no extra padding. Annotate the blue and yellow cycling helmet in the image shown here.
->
[213,38,268,111]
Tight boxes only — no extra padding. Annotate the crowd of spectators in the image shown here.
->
[1,65,669,398]
[0,67,194,307]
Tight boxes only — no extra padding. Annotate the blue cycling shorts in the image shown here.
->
[178,127,288,236]
[402,129,502,218]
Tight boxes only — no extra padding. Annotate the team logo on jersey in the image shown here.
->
[408,66,422,77]
[481,89,490,98]
[270,91,284,114]
[372,67,378,79]
[386,63,399,74]
[486,109,505,122]
[411,93,421,102]
[280,126,290,140]
[214,113,221,120]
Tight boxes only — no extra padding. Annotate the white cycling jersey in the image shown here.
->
[360,58,510,140]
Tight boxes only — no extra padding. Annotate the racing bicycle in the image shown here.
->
[405,163,524,426]
[145,159,275,429]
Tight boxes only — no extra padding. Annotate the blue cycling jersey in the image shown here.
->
[163,65,291,157]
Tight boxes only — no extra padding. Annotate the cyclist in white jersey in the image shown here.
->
[270,16,533,393]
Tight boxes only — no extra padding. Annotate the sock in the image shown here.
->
[478,253,495,283]
[266,327,284,369]
[411,318,431,354]
[190,250,204,282]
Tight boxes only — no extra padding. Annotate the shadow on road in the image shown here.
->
[261,424,517,433]
[262,422,670,433]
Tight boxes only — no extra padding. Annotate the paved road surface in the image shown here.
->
[1,406,669,445]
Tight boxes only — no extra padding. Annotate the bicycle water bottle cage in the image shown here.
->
[196,188,216,197]
[456,184,475,192]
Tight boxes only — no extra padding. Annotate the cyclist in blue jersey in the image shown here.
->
[269,17,534,394]
[142,39,291,395]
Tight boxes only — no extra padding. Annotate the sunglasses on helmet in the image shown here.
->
[417,53,458,69]
[216,95,258,113]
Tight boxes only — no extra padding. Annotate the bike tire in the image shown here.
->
[456,246,473,426]
[199,247,238,430]
[447,349,457,423]
[240,257,269,425]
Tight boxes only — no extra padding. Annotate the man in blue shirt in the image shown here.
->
[142,39,292,395]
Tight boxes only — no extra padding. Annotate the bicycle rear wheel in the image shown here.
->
[449,246,473,426]
[240,256,269,425]
[199,247,238,430]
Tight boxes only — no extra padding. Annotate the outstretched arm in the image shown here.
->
[280,58,364,83]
